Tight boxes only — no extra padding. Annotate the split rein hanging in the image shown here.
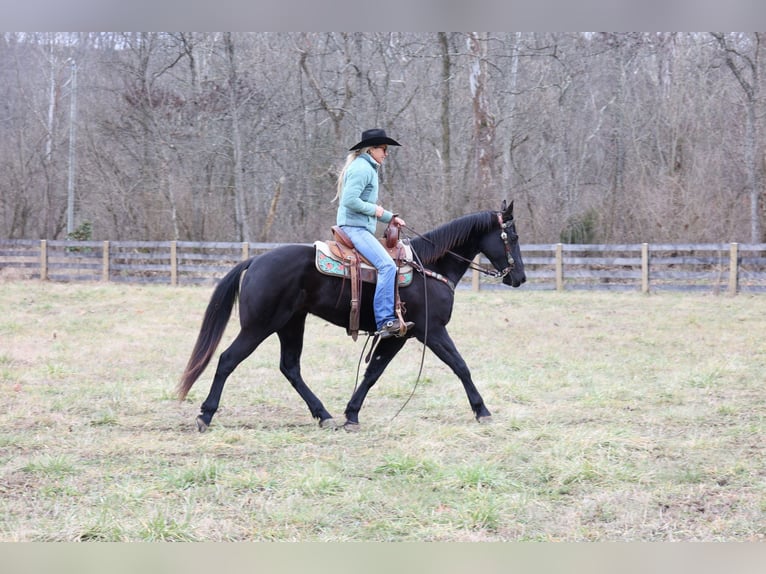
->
[352,226,429,423]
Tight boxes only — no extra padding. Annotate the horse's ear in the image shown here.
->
[500,200,507,212]
[502,200,514,218]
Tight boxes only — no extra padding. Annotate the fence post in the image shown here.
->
[555,243,564,291]
[170,241,178,286]
[729,242,739,295]
[641,243,650,294]
[102,241,110,282]
[472,255,481,291]
[40,239,48,281]
[241,242,249,261]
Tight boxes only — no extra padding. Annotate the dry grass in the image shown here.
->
[1,281,765,541]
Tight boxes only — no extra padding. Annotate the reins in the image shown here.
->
[388,230,429,421]
[401,212,516,280]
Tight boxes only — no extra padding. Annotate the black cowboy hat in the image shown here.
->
[349,128,402,151]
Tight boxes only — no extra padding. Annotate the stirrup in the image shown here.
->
[375,319,414,339]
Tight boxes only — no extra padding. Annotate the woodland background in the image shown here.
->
[1,32,765,245]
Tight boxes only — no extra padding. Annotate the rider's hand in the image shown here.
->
[393,216,406,228]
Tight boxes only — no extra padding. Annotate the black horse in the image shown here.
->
[178,201,526,431]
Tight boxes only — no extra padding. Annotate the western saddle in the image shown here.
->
[323,222,410,341]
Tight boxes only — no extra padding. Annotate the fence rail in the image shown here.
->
[2,239,766,294]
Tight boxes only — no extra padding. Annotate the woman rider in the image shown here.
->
[334,128,412,339]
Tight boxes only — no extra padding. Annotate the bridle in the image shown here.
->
[489,211,518,278]
[402,211,517,281]
[454,212,517,279]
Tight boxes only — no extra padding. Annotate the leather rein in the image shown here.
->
[402,211,517,286]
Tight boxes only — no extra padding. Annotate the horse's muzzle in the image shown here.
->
[504,273,526,288]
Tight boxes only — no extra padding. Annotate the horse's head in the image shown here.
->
[480,200,526,288]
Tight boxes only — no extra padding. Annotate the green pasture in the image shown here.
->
[0,281,764,541]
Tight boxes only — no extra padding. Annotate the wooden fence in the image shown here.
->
[2,239,766,294]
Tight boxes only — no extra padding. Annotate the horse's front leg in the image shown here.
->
[343,337,407,430]
[425,328,492,422]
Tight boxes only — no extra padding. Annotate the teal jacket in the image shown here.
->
[336,154,393,234]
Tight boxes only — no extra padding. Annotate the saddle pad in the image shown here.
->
[314,241,414,287]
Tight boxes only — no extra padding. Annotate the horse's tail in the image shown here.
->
[177,259,252,401]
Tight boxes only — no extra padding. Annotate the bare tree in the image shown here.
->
[712,32,764,243]
[467,32,496,209]
[296,32,352,140]
[0,33,74,238]
[437,32,455,211]
[223,32,250,242]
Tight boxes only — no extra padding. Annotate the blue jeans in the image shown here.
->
[340,225,397,330]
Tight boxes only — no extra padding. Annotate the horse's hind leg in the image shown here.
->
[277,313,335,427]
[197,329,267,432]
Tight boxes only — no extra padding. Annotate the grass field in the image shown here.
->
[1,280,765,541]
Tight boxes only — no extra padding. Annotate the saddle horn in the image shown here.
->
[383,216,400,249]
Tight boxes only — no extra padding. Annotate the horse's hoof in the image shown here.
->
[343,421,361,432]
[196,415,209,433]
[319,418,339,430]
[477,415,493,425]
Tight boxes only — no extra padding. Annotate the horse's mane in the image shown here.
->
[409,211,495,264]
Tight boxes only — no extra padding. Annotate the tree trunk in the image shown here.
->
[467,32,495,209]
[224,32,250,242]
[713,32,763,243]
[438,32,454,211]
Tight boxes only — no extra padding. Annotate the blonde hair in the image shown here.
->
[333,147,372,202]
